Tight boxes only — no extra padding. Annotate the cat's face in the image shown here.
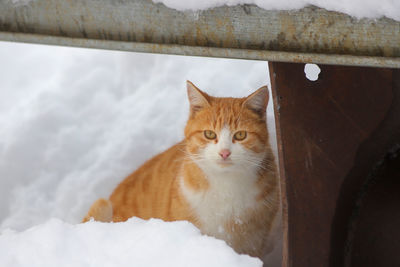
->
[184,81,270,173]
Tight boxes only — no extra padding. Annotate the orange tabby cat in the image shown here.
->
[83,81,281,262]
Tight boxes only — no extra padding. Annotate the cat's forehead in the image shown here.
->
[203,97,257,131]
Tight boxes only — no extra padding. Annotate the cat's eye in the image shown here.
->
[204,130,217,140]
[233,131,247,141]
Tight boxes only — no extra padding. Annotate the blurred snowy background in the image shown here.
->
[0,41,275,232]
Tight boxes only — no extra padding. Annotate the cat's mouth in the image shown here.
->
[216,159,233,167]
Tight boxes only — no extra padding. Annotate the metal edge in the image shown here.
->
[1,32,399,68]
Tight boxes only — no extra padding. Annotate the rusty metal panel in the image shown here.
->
[349,149,400,267]
[0,0,399,68]
[270,62,400,266]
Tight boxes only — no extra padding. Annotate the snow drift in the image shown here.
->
[0,218,262,267]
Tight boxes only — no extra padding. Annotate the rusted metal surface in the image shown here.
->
[349,147,400,267]
[270,62,400,266]
[337,69,400,267]
[0,0,400,68]
[1,32,400,68]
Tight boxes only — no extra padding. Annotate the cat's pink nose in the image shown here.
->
[219,149,231,160]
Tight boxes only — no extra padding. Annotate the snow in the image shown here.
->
[153,0,400,21]
[0,218,262,267]
[153,0,400,20]
[11,0,33,5]
[10,0,400,21]
[304,64,321,81]
[0,41,274,265]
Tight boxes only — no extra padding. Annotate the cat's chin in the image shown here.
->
[195,160,236,172]
[216,160,233,168]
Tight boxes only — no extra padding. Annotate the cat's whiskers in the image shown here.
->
[179,148,274,174]
[182,153,209,164]
[238,159,267,171]
[177,148,205,162]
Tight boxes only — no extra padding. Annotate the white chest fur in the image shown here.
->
[180,166,261,241]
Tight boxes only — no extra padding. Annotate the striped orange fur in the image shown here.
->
[83,81,281,262]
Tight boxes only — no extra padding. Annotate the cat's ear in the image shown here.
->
[243,86,269,118]
[187,80,210,116]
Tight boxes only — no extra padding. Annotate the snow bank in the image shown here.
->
[0,218,262,267]
[153,0,400,21]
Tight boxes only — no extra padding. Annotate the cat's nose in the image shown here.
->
[219,149,231,160]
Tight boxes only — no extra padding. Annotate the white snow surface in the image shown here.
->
[153,0,400,20]
[304,64,321,82]
[0,41,274,265]
[0,218,262,267]
[10,0,400,21]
